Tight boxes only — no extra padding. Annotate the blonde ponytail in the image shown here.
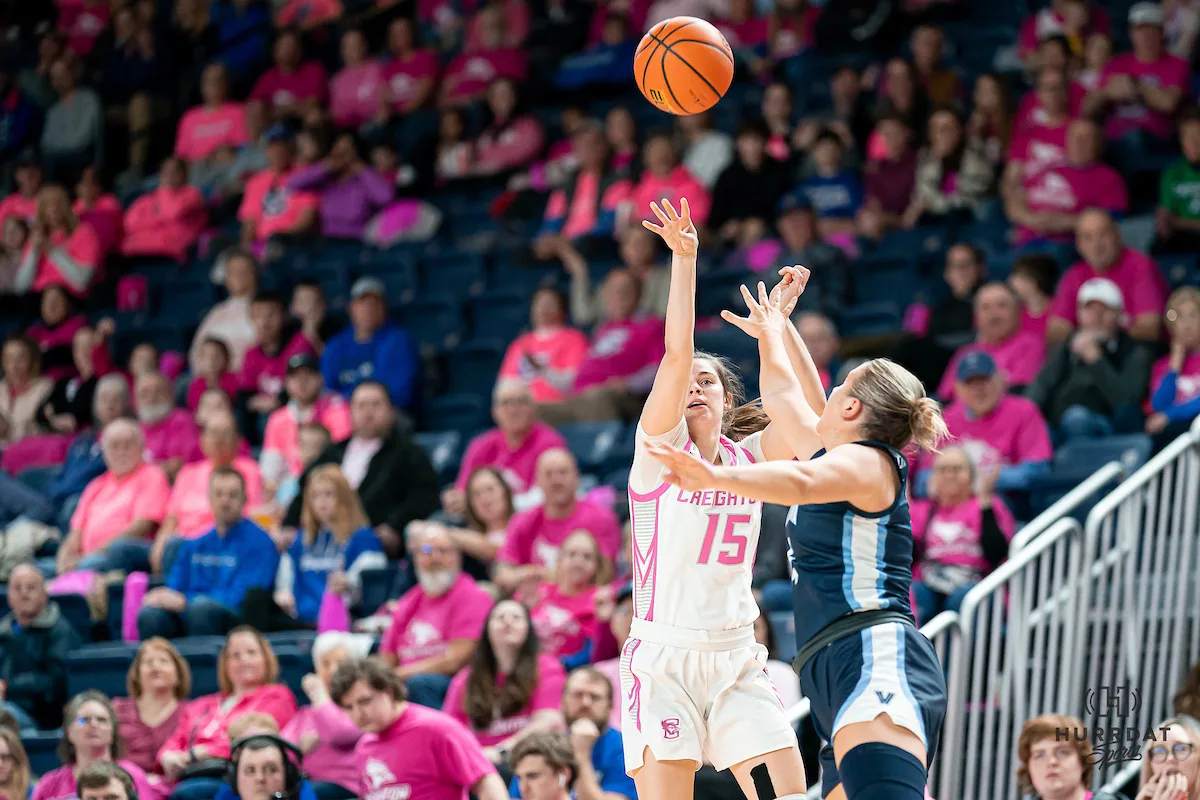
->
[852,358,947,451]
[908,395,949,453]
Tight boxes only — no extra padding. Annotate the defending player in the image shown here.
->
[623,197,808,800]
[648,274,949,800]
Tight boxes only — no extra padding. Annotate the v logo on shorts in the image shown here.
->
[875,691,894,705]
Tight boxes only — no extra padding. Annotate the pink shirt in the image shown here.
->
[330,61,383,129]
[443,49,527,102]
[499,327,591,402]
[454,422,566,494]
[1008,118,1069,179]
[160,685,297,760]
[630,167,712,226]
[911,496,1016,575]
[280,702,361,790]
[938,331,1048,398]
[239,332,314,397]
[573,315,667,392]
[0,192,37,226]
[381,51,441,111]
[1100,52,1191,139]
[260,394,353,481]
[354,703,495,800]
[1020,307,1049,341]
[122,185,208,263]
[165,457,264,537]
[530,583,599,658]
[57,1,110,56]
[238,168,320,243]
[1018,162,1129,243]
[1049,248,1169,329]
[934,395,1054,475]
[175,103,249,162]
[26,223,102,297]
[276,0,342,26]
[142,409,200,466]
[32,760,154,800]
[72,462,170,555]
[114,696,184,776]
[74,195,123,256]
[499,498,621,568]
[442,653,567,746]
[380,573,493,666]
[250,62,329,112]
[186,373,241,414]
[1014,85,1085,131]
[1150,353,1200,407]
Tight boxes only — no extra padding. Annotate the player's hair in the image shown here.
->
[850,358,948,452]
[511,731,578,786]
[1139,715,1200,790]
[465,600,541,731]
[693,350,770,441]
[76,760,135,800]
[330,656,408,705]
[1016,714,1092,794]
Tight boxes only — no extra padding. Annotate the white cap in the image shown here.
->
[1036,10,1067,39]
[1077,277,1124,311]
[1129,2,1164,27]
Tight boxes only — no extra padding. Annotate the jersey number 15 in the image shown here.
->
[697,513,752,565]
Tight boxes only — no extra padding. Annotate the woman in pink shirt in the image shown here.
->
[122,157,208,263]
[73,168,122,257]
[1009,253,1058,341]
[281,632,370,798]
[472,79,545,179]
[380,17,440,115]
[440,6,527,105]
[446,467,516,573]
[329,28,382,130]
[159,628,298,794]
[910,447,1015,625]
[13,185,102,298]
[629,133,712,230]
[250,29,328,120]
[527,530,608,666]
[442,599,567,761]
[114,639,190,780]
[175,64,248,164]
[32,691,158,800]
[499,287,590,402]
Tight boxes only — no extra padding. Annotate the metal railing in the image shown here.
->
[1011,461,1127,553]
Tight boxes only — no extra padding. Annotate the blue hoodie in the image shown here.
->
[280,526,388,623]
[167,518,279,611]
[321,322,419,409]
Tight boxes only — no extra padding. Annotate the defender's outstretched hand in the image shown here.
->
[772,265,812,309]
[643,198,698,257]
[722,280,798,340]
[647,442,717,492]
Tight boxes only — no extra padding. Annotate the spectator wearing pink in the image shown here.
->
[443,467,517,569]
[238,126,320,249]
[440,6,528,105]
[442,599,567,755]
[1009,253,1059,341]
[136,372,200,481]
[27,285,87,382]
[1147,286,1200,443]
[938,283,1047,399]
[0,335,54,447]
[562,227,671,327]
[175,64,248,164]
[241,291,313,411]
[186,338,240,415]
[329,658,507,800]
[73,168,122,257]
[54,419,169,576]
[158,628,298,772]
[288,133,394,240]
[122,157,208,263]
[528,530,607,665]
[1087,3,1189,142]
[329,29,382,130]
[718,0,770,51]
[275,0,342,28]
[0,155,43,227]
[917,352,1053,497]
[1048,208,1169,343]
[379,524,492,708]
[260,354,351,495]
[498,288,590,403]
[472,79,545,179]
[857,112,919,240]
[380,18,440,115]
[1014,64,1085,133]
[114,638,190,777]
[12,185,101,298]
[445,380,566,515]
[1009,118,1128,244]
[628,133,712,230]
[465,0,530,51]
[589,583,632,731]
[494,449,621,591]
[1018,0,1111,65]
[281,632,369,796]
[57,0,110,56]
[149,413,264,573]
[250,29,328,120]
[189,249,260,373]
[534,123,633,244]
[911,446,1015,624]
[1005,68,1075,192]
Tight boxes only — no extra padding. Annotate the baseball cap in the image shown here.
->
[1129,2,1164,27]
[350,277,386,300]
[957,351,997,382]
[1077,277,1124,310]
[777,191,813,217]
[265,123,296,144]
[286,353,320,374]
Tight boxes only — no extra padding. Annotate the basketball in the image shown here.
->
[634,16,734,116]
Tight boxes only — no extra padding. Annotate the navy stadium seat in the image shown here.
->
[1160,253,1200,289]
[67,642,138,701]
[694,327,759,370]
[173,637,225,697]
[469,292,529,342]
[22,731,61,777]
[444,341,506,396]
[1054,435,1153,480]
[558,421,624,473]
[838,303,903,338]
[853,258,918,307]
[359,564,400,617]
[424,393,490,434]
[413,430,463,484]
[421,253,488,297]
[396,295,464,352]
[55,594,93,642]
[273,645,313,704]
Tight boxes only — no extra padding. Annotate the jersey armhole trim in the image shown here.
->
[841,441,906,519]
[629,482,671,502]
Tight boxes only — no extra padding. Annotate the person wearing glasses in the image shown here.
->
[32,691,156,800]
[1016,713,1131,800]
[1137,716,1200,800]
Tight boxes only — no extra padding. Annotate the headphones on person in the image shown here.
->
[225,734,306,800]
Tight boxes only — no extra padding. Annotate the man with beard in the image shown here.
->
[136,371,199,481]
[378,523,491,708]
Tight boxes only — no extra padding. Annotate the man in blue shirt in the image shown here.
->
[510,666,637,799]
[136,467,278,639]
[321,277,419,409]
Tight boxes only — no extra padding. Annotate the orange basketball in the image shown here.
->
[635,16,734,116]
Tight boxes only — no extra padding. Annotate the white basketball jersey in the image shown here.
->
[627,418,764,632]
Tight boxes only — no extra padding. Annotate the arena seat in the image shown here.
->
[838,303,903,338]
[558,421,624,473]
[469,292,529,342]
[423,393,490,434]
[396,294,464,352]
[1160,253,1200,289]
[421,253,488,297]
[412,430,463,484]
[21,731,61,777]
[67,642,138,701]
[273,644,314,704]
[172,637,225,697]
[443,340,506,396]
[359,564,400,617]
[55,593,94,643]
[853,258,918,308]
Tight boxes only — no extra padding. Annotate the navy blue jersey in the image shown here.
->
[785,440,916,647]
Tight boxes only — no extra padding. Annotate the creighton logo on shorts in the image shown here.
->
[661,718,681,740]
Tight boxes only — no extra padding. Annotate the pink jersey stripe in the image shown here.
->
[622,638,644,732]
[628,482,670,502]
